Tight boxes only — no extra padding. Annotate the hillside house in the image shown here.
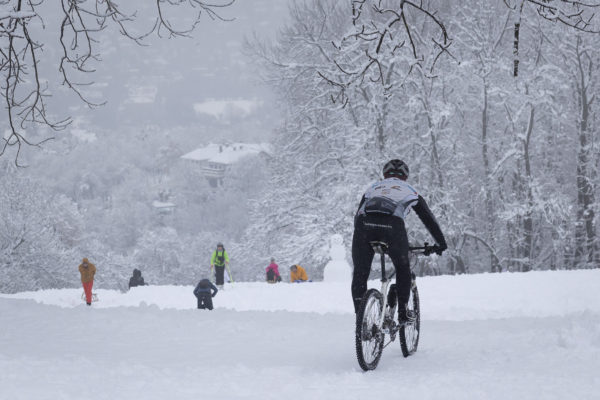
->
[181,142,270,186]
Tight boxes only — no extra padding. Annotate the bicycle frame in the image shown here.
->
[372,242,433,332]
[371,243,396,332]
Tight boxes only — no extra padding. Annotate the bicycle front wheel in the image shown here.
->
[355,288,384,371]
[400,280,420,357]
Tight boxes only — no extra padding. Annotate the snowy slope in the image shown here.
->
[1,270,600,400]
[3,270,598,319]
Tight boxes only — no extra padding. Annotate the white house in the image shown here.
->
[181,142,271,186]
[152,200,176,215]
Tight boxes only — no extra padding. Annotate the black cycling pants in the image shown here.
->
[351,213,411,315]
[197,293,214,310]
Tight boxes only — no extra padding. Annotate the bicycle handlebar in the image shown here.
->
[409,242,441,256]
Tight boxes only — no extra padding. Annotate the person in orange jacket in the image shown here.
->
[290,264,308,283]
[79,258,96,305]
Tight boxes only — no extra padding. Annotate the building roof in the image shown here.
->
[152,201,176,209]
[181,143,271,165]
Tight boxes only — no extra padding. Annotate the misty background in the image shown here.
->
[1,0,599,293]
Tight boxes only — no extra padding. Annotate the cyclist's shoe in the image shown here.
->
[398,304,416,325]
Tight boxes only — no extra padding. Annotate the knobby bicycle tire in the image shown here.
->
[355,288,384,371]
[400,284,420,357]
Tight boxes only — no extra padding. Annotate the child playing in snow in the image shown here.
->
[266,258,282,283]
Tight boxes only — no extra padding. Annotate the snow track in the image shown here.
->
[2,270,600,399]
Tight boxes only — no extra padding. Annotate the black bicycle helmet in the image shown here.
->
[383,159,409,179]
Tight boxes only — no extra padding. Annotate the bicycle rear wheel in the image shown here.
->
[355,288,384,371]
[400,280,420,357]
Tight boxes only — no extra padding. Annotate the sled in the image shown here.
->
[81,292,99,302]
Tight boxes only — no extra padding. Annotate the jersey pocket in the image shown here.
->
[364,197,396,215]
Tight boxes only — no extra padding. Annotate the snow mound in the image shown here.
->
[3,269,600,320]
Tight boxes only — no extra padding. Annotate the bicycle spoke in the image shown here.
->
[356,289,384,370]
[400,286,420,357]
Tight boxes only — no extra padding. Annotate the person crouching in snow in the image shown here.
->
[194,278,218,310]
[79,258,96,305]
[290,264,308,283]
[266,258,282,283]
[128,268,147,289]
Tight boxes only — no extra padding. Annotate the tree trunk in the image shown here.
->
[512,0,525,77]
[521,103,535,272]
[574,36,597,268]
[375,62,395,153]
[481,81,499,272]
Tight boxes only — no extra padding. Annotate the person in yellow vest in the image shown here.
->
[78,258,96,305]
[290,264,308,283]
[210,243,231,289]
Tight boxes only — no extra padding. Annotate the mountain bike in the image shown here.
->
[355,242,439,371]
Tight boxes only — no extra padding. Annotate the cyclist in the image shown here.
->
[351,159,447,322]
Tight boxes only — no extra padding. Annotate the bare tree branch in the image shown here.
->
[505,0,600,32]
[0,0,235,164]
[319,0,452,105]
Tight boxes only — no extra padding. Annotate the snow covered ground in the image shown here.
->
[2,270,600,399]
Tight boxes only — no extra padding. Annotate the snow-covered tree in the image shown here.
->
[245,0,599,276]
[0,163,79,292]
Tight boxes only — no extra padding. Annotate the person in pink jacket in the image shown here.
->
[266,258,282,283]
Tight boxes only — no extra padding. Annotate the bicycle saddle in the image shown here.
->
[369,241,389,254]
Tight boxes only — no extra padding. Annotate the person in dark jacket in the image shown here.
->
[128,268,147,289]
[194,278,219,310]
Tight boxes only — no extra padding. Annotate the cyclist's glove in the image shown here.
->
[435,243,447,256]
[423,245,436,256]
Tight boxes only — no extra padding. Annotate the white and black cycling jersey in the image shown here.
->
[355,177,447,248]
[357,178,419,219]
